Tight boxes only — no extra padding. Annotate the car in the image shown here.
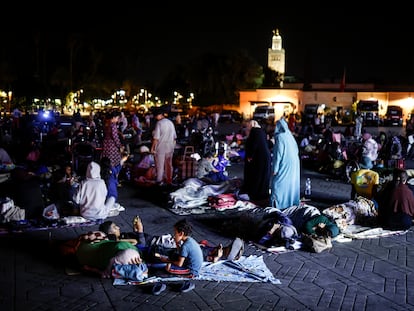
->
[252,106,275,123]
[219,110,242,123]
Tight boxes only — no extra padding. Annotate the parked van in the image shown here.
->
[303,103,325,125]
[383,105,403,126]
[253,106,275,123]
[357,100,380,126]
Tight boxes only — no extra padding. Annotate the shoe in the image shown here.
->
[113,203,125,212]
[107,209,119,217]
[180,281,195,293]
[152,283,166,295]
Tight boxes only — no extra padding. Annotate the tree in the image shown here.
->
[262,67,284,87]
[184,51,263,107]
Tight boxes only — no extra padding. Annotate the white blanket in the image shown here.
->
[338,224,407,240]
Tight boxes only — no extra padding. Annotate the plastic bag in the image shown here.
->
[42,204,60,220]
[301,234,332,253]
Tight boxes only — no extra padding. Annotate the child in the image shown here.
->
[158,218,203,292]
[100,155,129,211]
[196,152,227,183]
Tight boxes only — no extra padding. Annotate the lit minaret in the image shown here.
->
[268,29,285,75]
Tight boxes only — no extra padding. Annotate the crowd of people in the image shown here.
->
[1,105,414,295]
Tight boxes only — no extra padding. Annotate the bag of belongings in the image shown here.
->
[0,197,25,223]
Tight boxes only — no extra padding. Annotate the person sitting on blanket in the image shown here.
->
[196,152,228,183]
[157,219,203,277]
[75,230,148,279]
[149,218,203,293]
[375,168,414,230]
[72,161,117,221]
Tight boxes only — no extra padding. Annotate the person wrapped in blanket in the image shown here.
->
[282,204,340,239]
[256,210,299,250]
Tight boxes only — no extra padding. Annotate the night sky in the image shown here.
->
[3,3,414,86]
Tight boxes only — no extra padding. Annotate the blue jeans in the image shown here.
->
[360,156,373,169]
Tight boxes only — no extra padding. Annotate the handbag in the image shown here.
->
[301,234,332,253]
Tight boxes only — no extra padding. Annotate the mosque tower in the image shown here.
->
[267,29,285,76]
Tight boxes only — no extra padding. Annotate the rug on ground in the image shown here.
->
[112,255,281,285]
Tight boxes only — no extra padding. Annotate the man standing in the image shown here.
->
[151,107,177,185]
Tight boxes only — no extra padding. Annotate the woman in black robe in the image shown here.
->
[241,120,272,204]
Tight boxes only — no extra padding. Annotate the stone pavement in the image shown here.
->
[1,162,414,311]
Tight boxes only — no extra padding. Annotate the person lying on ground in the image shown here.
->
[98,217,149,254]
[99,217,245,264]
[254,209,299,249]
[283,204,340,238]
[74,230,148,279]
[199,237,244,262]
[302,214,340,238]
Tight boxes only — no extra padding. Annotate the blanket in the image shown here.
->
[338,224,407,240]
[168,177,258,215]
[112,255,281,285]
[0,216,101,234]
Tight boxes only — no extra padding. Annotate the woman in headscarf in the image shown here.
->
[270,117,300,209]
[360,132,378,169]
[375,168,414,230]
[241,119,271,204]
[73,161,114,220]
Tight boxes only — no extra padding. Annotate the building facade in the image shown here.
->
[236,29,414,124]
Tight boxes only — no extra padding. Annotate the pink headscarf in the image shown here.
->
[362,133,372,140]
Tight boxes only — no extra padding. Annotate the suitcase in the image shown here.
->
[178,146,198,181]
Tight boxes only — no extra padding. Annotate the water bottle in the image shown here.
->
[305,177,312,197]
